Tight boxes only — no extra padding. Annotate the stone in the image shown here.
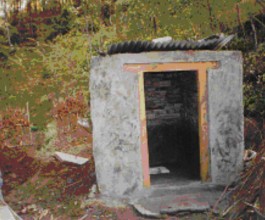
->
[130,184,227,216]
[54,152,89,165]
[0,205,22,220]
[88,184,97,198]
[132,203,162,218]
[159,194,210,214]
[77,117,90,129]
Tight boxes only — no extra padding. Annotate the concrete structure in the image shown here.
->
[0,170,22,220]
[90,51,244,198]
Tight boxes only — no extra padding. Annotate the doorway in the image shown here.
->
[144,71,200,186]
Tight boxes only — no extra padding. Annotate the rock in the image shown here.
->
[160,194,210,214]
[54,152,89,165]
[88,184,97,199]
[132,203,162,218]
[160,203,210,214]
[77,118,90,129]
[0,205,23,220]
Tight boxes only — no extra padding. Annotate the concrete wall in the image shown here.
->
[90,51,244,197]
[90,56,143,197]
[207,54,244,184]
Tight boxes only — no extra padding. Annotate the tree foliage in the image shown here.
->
[0,0,264,129]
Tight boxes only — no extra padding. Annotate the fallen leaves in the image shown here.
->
[222,146,265,219]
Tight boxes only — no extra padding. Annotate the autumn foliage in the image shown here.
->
[0,108,30,147]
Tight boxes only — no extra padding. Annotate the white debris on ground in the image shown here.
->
[54,151,89,165]
[77,117,90,129]
[152,36,173,44]
[149,166,170,175]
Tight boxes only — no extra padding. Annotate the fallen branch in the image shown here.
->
[244,201,265,218]
[78,213,89,220]
[212,184,230,213]
[222,199,241,217]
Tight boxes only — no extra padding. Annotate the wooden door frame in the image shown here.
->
[124,62,218,187]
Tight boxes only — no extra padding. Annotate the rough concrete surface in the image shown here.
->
[90,55,143,197]
[131,183,227,217]
[0,205,16,220]
[90,51,244,197]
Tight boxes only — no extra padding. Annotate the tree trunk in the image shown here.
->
[3,0,13,47]
[206,0,215,32]
[153,16,157,35]
[236,3,245,35]
[250,17,258,51]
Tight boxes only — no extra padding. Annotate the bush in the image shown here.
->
[243,43,265,120]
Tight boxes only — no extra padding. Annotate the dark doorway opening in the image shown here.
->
[144,71,200,186]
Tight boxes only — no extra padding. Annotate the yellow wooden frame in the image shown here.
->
[124,62,218,187]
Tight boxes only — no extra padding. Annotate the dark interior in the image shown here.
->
[144,71,200,185]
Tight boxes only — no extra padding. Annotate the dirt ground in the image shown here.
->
[0,106,263,219]
[0,137,212,219]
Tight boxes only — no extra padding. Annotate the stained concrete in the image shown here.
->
[90,56,142,197]
[131,183,227,217]
[90,51,244,197]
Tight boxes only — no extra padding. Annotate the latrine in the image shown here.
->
[90,41,244,197]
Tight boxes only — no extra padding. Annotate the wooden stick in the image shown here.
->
[26,102,33,145]
[222,199,241,217]
[244,201,265,218]
[252,16,265,29]
[250,17,258,51]
[212,183,230,212]
[235,3,245,35]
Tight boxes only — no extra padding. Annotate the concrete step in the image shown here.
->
[131,182,227,216]
[0,204,22,220]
